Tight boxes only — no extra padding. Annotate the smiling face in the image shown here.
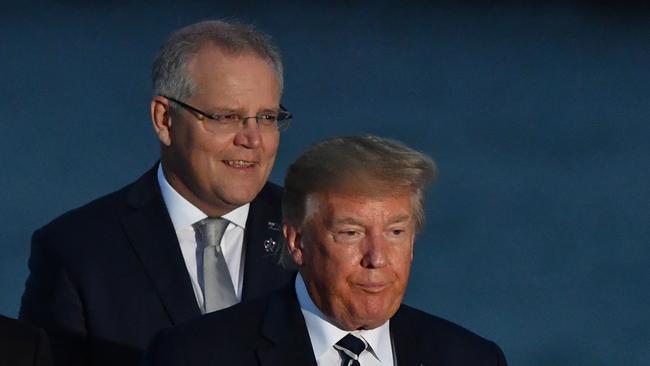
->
[285,191,416,330]
[152,44,281,216]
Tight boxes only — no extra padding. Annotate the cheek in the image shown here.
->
[185,136,234,170]
[396,250,413,280]
[308,246,355,283]
[171,126,203,159]
[200,133,232,153]
[262,135,280,158]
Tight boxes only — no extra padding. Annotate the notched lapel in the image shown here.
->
[391,306,438,366]
[255,289,316,366]
[121,168,201,324]
[242,184,293,301]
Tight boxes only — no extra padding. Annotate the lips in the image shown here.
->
[356,282,391,293]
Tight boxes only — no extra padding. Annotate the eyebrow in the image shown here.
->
[386,214,412,225]
[328,214,412,227]
[329,217,363,227]
[258,106,280,113]
[209,104,278,112]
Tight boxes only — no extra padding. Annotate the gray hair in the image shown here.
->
[152,20,284,101]
[282,135,437,232]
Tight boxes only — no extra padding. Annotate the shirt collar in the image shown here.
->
[295,274,392,363]
[157,163,249,231]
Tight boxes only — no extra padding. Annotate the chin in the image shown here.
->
[233,190,261,203]
[232,181,265,198]
[220,196,254,209]
[358,303,399,326]
[351,314,391,330]
[216,185,262,205]
[347,307,393,329]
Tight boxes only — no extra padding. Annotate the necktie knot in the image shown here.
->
[193,217,229,249]
[334,334,368,366]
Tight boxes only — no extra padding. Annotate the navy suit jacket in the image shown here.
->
[19,166,295,366]
[0,315,52,366]
[144,285,508,366]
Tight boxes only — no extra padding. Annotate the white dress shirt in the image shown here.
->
[157,164,248,310]
[295,274,395,366]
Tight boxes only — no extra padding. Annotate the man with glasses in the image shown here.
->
[20,20,295,366]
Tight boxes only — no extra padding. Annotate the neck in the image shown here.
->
[160,161,236,217]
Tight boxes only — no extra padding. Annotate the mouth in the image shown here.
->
[356,282,391,294]
[223,160,257,168]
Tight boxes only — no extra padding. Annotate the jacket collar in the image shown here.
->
[240,183,290,301]
[255,285,318,366]
[121,165,201,324]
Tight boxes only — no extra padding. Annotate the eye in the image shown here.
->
[386,227,409,241]
[222,113,242,121]
[257,113,279,126]
[333,229,364,243]
[208,113,240,122]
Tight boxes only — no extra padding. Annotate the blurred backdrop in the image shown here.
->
[1,1,648,365]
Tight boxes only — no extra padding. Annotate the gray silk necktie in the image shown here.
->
[193,217,238,313]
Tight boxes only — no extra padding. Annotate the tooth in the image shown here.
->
[225,160,254,167]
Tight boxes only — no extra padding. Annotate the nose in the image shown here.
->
[233,117,262,148]
[360,234,388,269]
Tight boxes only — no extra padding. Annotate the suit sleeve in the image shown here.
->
[141,328,187,366]
[19,228,89,366]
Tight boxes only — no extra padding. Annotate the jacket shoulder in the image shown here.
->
[36,168,155,238]
[39,186,128,234]
[395,304,487,340]
[28,168,159,267]
[394,305,507,365]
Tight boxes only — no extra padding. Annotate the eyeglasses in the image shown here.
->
[163,96,292,133]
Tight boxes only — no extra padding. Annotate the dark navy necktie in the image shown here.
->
[334,333,368,366]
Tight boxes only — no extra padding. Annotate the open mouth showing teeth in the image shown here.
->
[224,160,256,168]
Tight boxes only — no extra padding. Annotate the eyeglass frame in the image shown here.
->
[162,95,292,132]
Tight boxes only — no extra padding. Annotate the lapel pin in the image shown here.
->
[267,221,281,231]
[264,222,281,253]
[263,238,277,253]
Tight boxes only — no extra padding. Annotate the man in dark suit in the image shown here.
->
[0,315,51,366]
[19,20,294,366]
[144,135,507,366]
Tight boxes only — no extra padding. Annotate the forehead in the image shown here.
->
[304,192,414,225]
[187,44,279,91]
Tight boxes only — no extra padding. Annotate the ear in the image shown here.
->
[283,223,304,267]
[151,96,173,146]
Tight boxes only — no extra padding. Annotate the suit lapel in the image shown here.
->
[121,166,201,324]
[241,184,288,301]
[391,306,438,366]
[255,287,317,366]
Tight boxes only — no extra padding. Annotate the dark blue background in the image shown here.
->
[1,1,648,365]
